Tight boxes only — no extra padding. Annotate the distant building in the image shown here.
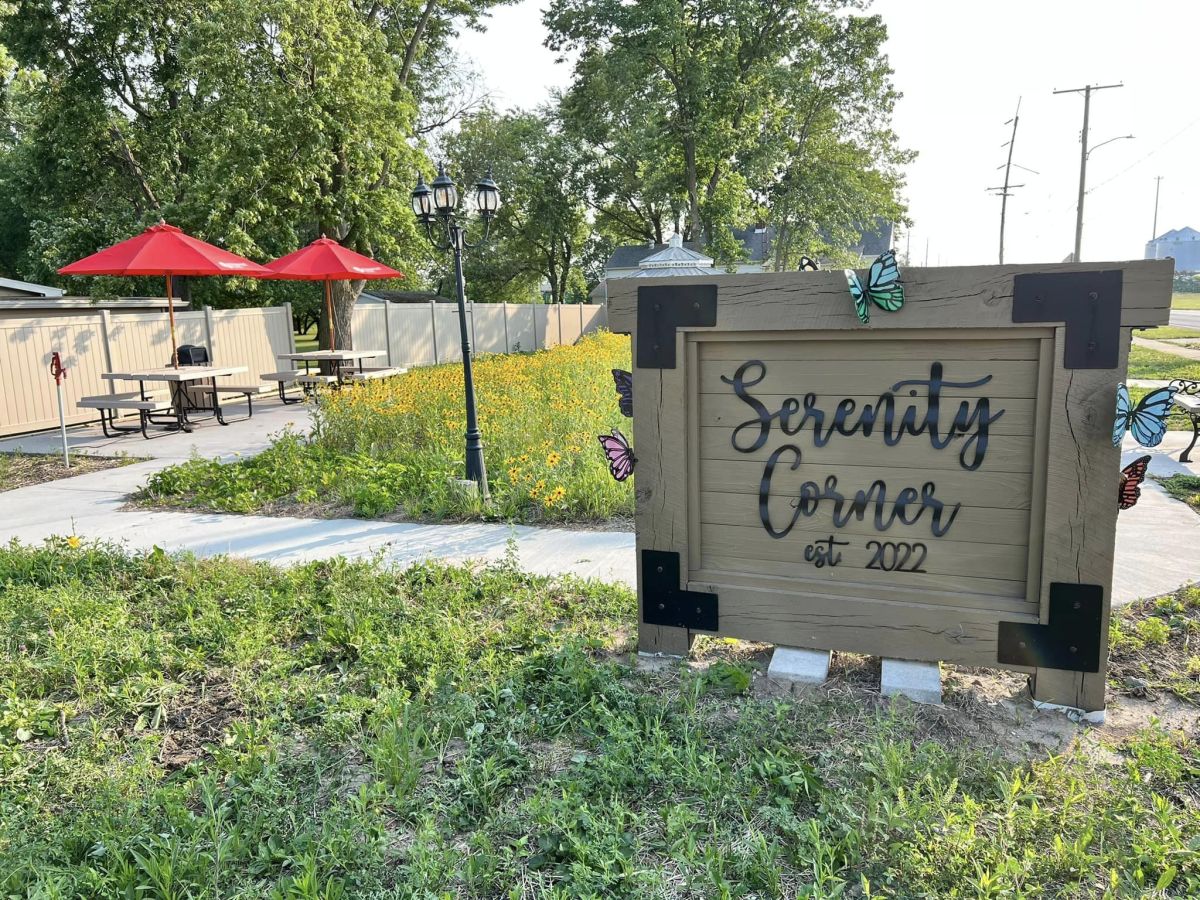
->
[0,277,63,299]
[1146,226,1200,273]
[605,226,775,280]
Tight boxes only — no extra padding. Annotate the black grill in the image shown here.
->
[175,344,210,366]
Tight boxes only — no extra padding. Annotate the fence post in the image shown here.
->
[469,299,478,357]
[578,303,584,338]
[283,302,297,353]
[99,309,116,395]
[502,302,510,353]
[203,305,217,362]
[430,299,440,363]
[557,303,564,346]
[382,300,394,365]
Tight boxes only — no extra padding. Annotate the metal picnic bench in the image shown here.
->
[268,350,406,403]
[78,363,251,438]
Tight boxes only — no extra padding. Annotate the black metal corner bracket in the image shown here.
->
[1011,270,1122,369]
[641,549,719,631]
[996,582,1103,672]
[636,284,718,369]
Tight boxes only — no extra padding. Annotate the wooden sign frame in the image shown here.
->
[608,261,1173,712]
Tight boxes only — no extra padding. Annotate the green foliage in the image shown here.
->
[1,540,1198,895]
[137,332,635,523]
[1157,474,1200,513]
[443,107,596,305]
[546,0,910,266]
[0,0,508,309]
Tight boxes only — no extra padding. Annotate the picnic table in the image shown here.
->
[96,364,249,434]
[276,350,382,379]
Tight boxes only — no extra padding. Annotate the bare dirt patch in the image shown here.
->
[0,452,138,492]
[153,675,244,770]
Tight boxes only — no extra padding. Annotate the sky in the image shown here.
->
[455,0,1200,267]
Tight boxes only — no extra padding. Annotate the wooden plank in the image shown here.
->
[699,335,1042,361]
[698,427,1034,472]
[692,565,1035,614]
[700,393,1038,435]
[699,491,1030,545]
[699,458,1033,509]
[699,523,1027,582]
[633,329,692,654]
[697,359,1038,398]
[688,583,1037,669]
[607,259,1174,333]
[1029,327,1126,711]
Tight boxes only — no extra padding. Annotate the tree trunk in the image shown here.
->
[683,137,701,241]
[329,279,365,351]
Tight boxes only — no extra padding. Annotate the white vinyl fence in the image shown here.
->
[1,300,608,438]
[351,301,608,368]
[0,305,295,437]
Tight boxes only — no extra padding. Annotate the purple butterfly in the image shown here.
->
[598,428,636,481]
[612,369,633,417]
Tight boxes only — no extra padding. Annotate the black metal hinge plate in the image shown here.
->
[997,582,1103,672]
[1011,270,1122,369]
[641,549,719,631]
[636,284,718,369]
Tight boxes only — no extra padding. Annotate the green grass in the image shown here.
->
[1137,325,1200,340]
[1,540,1197,897]
[1173,293,1200,310]
[1158,473,1200,513]
[1127,345,1200,382]
[137,332,635,524]
[294,325,318,353]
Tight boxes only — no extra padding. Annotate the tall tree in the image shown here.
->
[545,0,910,266]
[444,106,593,304]
[0,0,512,346]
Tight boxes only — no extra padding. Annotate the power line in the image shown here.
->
[1083,112,1200,196]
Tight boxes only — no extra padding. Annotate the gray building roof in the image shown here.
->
[607,226,774,271]
[0,276,64,298]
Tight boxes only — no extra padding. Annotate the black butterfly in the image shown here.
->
[612,369,633,417]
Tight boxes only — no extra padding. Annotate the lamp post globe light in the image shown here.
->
[411,162,501,499]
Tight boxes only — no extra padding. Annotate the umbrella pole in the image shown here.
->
[166,275,179,368]
[324,279,334,350]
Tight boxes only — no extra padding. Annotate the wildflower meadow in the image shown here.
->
[139,332,635,523]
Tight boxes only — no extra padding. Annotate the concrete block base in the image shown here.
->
[881,659,942,705]
[1032,699,1106,725]
[767,647,831,690]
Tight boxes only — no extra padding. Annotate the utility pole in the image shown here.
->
[1054,82,1122,262]
[1152,175,1164,240]
[987,98,1037,264]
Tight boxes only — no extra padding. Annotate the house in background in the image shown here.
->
[1146,227,1200,272]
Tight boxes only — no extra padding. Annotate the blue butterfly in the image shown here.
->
[844,249,904,324]
[1113,383,1176,448]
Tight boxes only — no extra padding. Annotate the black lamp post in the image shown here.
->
[411,162,501,499]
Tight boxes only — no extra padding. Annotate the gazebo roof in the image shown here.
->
[637,233,715,269]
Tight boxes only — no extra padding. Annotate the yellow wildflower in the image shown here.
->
[546,451,561,467]
[66,535,81,549]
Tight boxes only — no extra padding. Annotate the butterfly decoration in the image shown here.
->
[844,249,905,325]
[611,369,633,417]
[598,428,636,481]
[798,256,820,271]
[1113,383,1176,448]
[1118,455,1152,511]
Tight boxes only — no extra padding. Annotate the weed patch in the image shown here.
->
[0,540,1197,896]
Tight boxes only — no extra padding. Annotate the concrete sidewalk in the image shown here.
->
[2,400,1199,602]
[0,400,634,585]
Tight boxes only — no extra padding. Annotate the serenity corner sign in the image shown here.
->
[607,261,1173,713]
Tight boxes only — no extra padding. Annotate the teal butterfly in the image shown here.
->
[844,249,904,324]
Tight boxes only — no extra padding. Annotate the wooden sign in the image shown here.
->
[608,261,1173,712]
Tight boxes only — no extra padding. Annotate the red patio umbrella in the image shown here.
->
[264,236,403,350]
[58,221,272,367]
